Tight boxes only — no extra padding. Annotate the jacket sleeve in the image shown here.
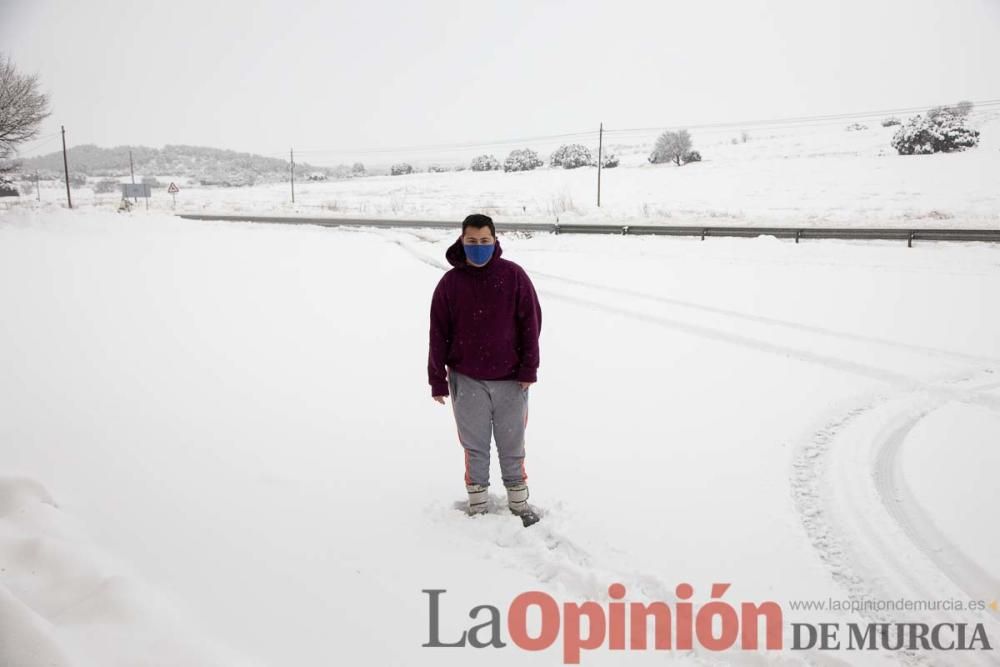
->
[515,269,542,383]
[428,278,451,396]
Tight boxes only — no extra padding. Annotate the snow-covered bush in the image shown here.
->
[881,117,901,127]
[681,150,701,164]
[929,101,973,121]
[890,110,980,155]
[142,175,162,188]
[950,100,974,117]
[550,144,594,169]
[307,172,327,181]
[94,178,119,194]
[600,152,619,168]
[427,165,449,173]
[390,163,413,176]
[351,162,366,176]
[330,165,353,179]
[503,148,544,172]
[470,154,501,171]
[845,123,868,131]
[649,129,693,166]
[199,168,256,187]
[0,174,18,196]
[68,173,87,187]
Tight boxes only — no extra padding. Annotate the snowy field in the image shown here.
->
[9,109,1000,229]
[1,209,999,665]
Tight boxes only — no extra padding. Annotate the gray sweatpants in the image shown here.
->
[448,367,529,488]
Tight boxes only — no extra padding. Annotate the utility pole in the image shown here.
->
[61,125,72,209]
[290,148,295,204]
[35,170,40,202]
[129,150,137,203]
[597,122,603,208]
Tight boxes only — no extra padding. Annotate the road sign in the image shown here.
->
[167,182,180,194]
[121,183,151,198]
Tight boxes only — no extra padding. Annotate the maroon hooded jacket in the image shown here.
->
[427,235,542,397]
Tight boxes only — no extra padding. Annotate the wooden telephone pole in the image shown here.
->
[596,122,603,207]
[61,125,72,209]
[129,150,137,202]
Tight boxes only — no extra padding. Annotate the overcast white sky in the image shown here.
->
[3,0,999,161]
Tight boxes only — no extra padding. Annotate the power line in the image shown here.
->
[260,96,1000,161]
[278,129,598,159]
[604,98,1000,136]
[4,131,64,158]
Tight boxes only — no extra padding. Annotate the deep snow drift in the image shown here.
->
[1,210,998,665]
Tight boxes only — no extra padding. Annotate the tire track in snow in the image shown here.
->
[527,269,1000,368]
[874,397,1000,611]
[391,226,1000,367]
[790,371,1000,666]
[382,229,926,390]
[384,229,1000,398]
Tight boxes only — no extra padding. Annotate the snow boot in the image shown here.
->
[506,483,540,527]
[466,483,488,515]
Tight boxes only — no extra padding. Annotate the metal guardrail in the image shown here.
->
[176,213,1000,247]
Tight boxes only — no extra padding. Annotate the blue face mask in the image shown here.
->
[464,242,495,265]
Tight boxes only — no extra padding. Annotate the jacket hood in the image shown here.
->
[445,235,503,269]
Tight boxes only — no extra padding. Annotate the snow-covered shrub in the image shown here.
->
[330,165,353,179]
[929,101,973,121]
[199,169,256,187]
[950,100,974,117]
[845,123,868,131]
[550,144,594,169]
[0,174,18,196]
[307,172,327,181]
[390,163,413,176]
[351,162,366,175]
[470,154,501,171]
[142,175,162,188]
[648,129,693,165]
[681,150,701,164]
[503,149,544,172]
[890,111,980,155]
[68,173,87,187]
[881,117,901,127]
[600,152,619,168]
[94,178,119,194]
[427,165,449,173]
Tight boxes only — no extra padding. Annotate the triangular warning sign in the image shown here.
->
[167,182,180,194]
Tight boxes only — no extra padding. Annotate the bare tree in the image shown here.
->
[0,54,51,160]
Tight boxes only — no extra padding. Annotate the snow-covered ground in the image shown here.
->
[1,209,999,665]
[9,109,1000,229]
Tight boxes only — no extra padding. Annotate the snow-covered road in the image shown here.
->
[1,210,998,665]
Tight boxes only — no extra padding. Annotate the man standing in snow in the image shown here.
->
[428,213,542,526]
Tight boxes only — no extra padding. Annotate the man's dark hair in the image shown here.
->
[462,213,495,238]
